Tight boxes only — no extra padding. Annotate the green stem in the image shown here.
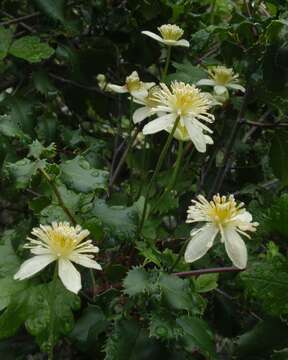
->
[39,168,77,226]
[138,117,180,235]
[162,46,171,81]
[48,264,58,360]
[169,238,190,273]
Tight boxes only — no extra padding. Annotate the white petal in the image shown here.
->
[175,39,190,47]
[183,118,207,153]
[131,88,148,98]
[234,211,252,223]
[141,31,164,43]
[14,255,55,280]
[69,253,102,270]
[223,227,247,269]
[197,79,215,87]
[106,84,128,93]
[204,134,214,144]
[184,224,218,263]
[58,258,81,294]
[133,107,153,124]
[227,83,246,93]
[143,82,156,90]
[214,85,227,95]
[143,113,175,135]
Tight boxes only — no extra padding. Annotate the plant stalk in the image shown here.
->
[48,264,58,360]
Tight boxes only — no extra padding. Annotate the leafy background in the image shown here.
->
[0,0,288,359]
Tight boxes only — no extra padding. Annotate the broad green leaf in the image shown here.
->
[0,115,28,140]
[7,97,35,136]
[0,278,29,311]
[159,274,191,311]
[34,0,65,23]
[60,156,108,193]
[28,140,56,159]
[149,313,181,340]
[9,36,54,63]
[69,305,108,344]
[0,27,13,60]
[123,267,150,297]
[270,131,288,186]
[177,316,217,359]
[194,274,218,293]
[32,70,57,96]
[0,232,21,277]
[167,60,207,84]
[6,158,46,189]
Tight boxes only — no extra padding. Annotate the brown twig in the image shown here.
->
[0,12,40,26]
[243,120,288,128]
[173,266,244,278]
[0,10,36,33]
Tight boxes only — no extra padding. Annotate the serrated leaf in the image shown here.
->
[177,316,216,359]
[0,27,13,60]
[60,156,108,193]
[167,60,207,84]
[28,139,56,159]
[159,274,191,311]
[123,267,150,297]
[0,115,28,140]
[270,131,288,186]
[149,313,181,340]
[0,278,29,311]
[9,36,54,63]
[6,158,46,189]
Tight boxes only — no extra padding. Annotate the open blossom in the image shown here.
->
[141,81,215,153]
[107,71,155,98]
[142,24,189,47]
[132,86,160,124]
[197,66,245,95]
[14,222,102,294]
[185,194,258,269]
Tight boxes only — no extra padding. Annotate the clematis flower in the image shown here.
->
[142,81,215,153]
[132,86,161,124]
[14,222,102,294]
[185,194,258,269]
[107,71,155,98]
[142,24,189,47]
[96,73,108,91]
[197,66,245,95]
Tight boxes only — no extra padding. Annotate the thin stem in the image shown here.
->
[39,168,77,226]
[210,0,217,25]
[138,117,180,234]
[169,238,190,273]
[48,264,58,360]
[162,46,171,81]
[109,127,141,190]
[173,266,244,277]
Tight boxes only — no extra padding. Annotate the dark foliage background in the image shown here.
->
[0,0,288,359]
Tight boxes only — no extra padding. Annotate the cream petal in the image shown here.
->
[234,211,252,223]
[14,254,56,280]
[184,224,218,263]
[143,82,156,90]
[131,88,148,99]
[175,39,190,47]
[214,85,227,95]
[141,31,164,43]
[106,84,128,93]
[143,113,175,135]
[227,83,246,93]
[223,226,247,269]
[70,253,102,270]
[58,258,81,294]
[197,79,216,87]
[133,107,153,124]
[183,118,207,153]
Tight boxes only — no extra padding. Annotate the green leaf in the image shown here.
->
[60,156,108,193]
[9,36,54,63]
[159,274,191,311]
[69,305,108,344]
[167,60,207,84]
[0,27,13,60]
[0,277,30,311]
[34,0,65,23]
[0,231,22,277]
[194,274,218,293]
[123,267,150,297]
[0,115,28,140]
[28,139,56,159]
[32,70,57,96]
[270,130,288,186]
[177,316,216,359]
[149,313,182,340]
[7,97,35,136]
[6,158,46,189]
[83,198,138,240]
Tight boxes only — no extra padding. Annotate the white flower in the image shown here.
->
[142,24,189,47]
[107,71,155,98]
[14,222,102,294]
[197,66,245,95]
[185,194,258,269]
[132,86,161,124]
[96,73,108,91]
[142,81,215,153]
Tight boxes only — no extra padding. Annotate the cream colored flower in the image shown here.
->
[197,66,245,95]
[142,24,189,47]
[132,86,160,124]
[142,81,215,153]
[97,74,108,91]
[185,194,258,269]
[14,222,101,294]
[107,71,155,98]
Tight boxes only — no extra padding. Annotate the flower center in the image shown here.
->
[158,24,184,41]
[126,71,142,92]
[207,195,239,226]
[48,229,76,257]
[210,67,234,85]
